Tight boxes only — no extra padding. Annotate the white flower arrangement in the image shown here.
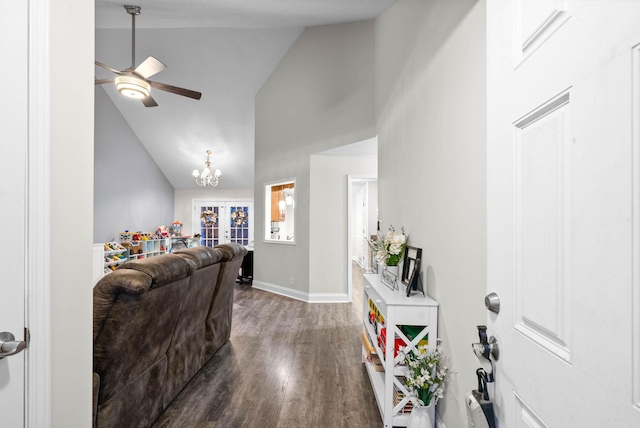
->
[374,225,406,267]
[400,343,452,407]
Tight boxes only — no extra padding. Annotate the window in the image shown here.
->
[264,179,295,244]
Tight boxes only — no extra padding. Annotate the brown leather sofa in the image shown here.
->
[92,243,247,428]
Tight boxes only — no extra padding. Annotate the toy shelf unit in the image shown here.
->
[92,242,130,285]
[361,273,439,428]
[103,242,129,273]
[122,238,170,261]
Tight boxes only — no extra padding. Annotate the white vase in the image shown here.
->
[407,403,434,428]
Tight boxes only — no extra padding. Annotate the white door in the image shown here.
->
[487,1,640,426]
[0,0,29,426]
[193,201,254,248]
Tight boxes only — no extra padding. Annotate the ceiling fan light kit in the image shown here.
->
[115,75,150,99]
[95,5,202,107]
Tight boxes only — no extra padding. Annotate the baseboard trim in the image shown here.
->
[252,281,309,302]
[252,281,349,303]
[308,293,350,303]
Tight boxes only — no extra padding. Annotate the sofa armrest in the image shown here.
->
[93,269,151,342]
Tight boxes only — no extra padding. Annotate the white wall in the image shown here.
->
[174,188,254,236]
[375,0,486,426]
[94,87,175,242]
[255,20,376,297]
[51,0,94,425]
[309,154,377,298]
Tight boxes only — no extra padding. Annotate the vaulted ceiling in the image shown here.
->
[95,0,394,189]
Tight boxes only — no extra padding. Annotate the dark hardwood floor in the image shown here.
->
[152,263,382,428]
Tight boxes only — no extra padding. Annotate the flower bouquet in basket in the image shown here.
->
[374,225,406,267]
[400,343,452,407]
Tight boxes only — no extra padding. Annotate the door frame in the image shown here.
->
[347,175,377,303]
[633,43,640,410]
[26,0,52,425]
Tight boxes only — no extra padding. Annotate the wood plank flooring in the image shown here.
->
[152,263,382,428]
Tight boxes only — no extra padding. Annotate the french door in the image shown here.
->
[193,200,254,248]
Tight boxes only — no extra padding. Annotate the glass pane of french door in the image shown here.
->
[229,204,251,246]
[199,205,221,247]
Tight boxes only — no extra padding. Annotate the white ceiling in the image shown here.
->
[95,0,394,189]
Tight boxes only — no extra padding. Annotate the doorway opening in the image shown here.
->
[347,176,378,302]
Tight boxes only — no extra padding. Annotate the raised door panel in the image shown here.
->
[514,91,571,362]
[514,0,572,65]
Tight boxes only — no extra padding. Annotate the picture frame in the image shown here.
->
[381,268,398,290]
[402,246,424,296]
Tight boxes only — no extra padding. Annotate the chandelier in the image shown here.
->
[192,150,222,187]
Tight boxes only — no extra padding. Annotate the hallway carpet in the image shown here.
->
[152,263,381,428]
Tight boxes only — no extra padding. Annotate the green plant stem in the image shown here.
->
[388,254,401,266]
[418,388,433,406]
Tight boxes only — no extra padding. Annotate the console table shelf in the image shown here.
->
[361,273,439,428]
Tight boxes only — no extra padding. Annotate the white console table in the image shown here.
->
[361,274,439,427]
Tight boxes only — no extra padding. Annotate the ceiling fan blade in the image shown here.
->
[95,79,115,86]
[95,61,122,75]
[141,96,158,108]
[134,56,167,79]
[149,81,202,100]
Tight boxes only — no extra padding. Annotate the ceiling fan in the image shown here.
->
[95,5,202,107]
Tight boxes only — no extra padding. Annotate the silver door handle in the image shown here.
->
[0,331,27,359]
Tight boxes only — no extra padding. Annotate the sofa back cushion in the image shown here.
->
[175,246,224,269]
[161,246,225,405]
[203,243,247,359]
[117,253,196,287]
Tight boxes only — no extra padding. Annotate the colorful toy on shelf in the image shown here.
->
[368,298,385,325]
[123,242,143,255]
[105,242,125,251]
[377,327,405,359]
[170,221,183,237]
[120,231,132,243]
[155,225,169,239]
